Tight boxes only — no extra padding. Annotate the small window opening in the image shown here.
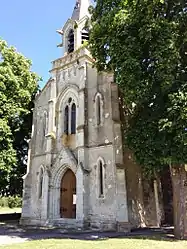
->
[71,103,76,134]
[96,96,101,126]
[39,168,44,199]
[68,29,74,53]
[64,106,69,135]
[99,161,104,196]
[43,112,47,136]
[81,29,89,44]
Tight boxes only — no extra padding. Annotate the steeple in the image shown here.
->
[71,0,91,21]
[57,0,91,54]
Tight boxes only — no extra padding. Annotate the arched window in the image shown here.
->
[99,160,104,196]
[81,28,89,44]
[64,106,69,135]
[62,97,77,136]
[94,92,103,127]
[68,29,74,53]
[96,95,101,126]
[71,103,76,134]
[43,112,48,136]
[97,158,105,198]
[38,167,44,199]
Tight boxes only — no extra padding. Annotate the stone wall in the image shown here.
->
[124,148,164,228]
[87,145,117,230]
[124,149,146,227]
[21,46,162,230]
[142,178,164,226]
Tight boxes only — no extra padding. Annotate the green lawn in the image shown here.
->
[1,238,187,249]
[0,207,21,214]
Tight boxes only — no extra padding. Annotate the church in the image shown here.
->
[20,0,173,231]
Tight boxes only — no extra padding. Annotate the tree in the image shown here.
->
[89,0,187,239]
[0,39,39,195]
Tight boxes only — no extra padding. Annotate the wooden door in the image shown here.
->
[60,169,76,218]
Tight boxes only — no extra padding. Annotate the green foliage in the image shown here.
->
[0,196,22,208]
[0,39,39,194]
[0,196,8,207]
[90,0,187,174]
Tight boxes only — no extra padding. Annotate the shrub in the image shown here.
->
[0,197,8,207]
[0,196,22,208]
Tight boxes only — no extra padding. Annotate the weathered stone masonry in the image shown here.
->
[21,0,162,230]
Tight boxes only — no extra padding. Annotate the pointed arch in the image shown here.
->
[68,29,74,53]
[96,95,101,126]
[56,87,78,140]
[38,166,44,199]
[71,103,76,134]
[43,111,48,136]
[94,92,104,127]
[99,160,104,196]
[64,105,69,135]
[96,157,106,198]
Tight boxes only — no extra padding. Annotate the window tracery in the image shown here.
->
[63,97,77,135]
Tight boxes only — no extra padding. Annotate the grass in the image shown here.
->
[0,207,21,214]
[1,238,187,249]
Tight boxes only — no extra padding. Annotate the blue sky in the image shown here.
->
[0,0,75,88]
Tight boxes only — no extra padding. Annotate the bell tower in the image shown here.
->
[57,0,91,55]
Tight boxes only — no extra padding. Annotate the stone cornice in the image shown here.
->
[50,48,94,72]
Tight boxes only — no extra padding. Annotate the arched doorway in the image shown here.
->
[60,169,76,218]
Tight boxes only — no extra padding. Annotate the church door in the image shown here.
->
[60,169,76,218]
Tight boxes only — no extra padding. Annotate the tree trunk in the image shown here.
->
[170,164,187,239]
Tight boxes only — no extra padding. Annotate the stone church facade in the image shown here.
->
[21,0,170,231]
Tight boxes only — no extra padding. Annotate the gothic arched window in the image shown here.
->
[94,92,104,127]
[68,29,74,53]
[71,103,76,134]
[96,95,101,126]
[99,161,104,196]
[63,98,77,135]
[64,106,69,135]
[38,167,44,199]
[97,159,105,197]
[43,112,48,136]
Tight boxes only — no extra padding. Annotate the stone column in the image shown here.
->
[20,175,32,223]
[76,86,86,222]
[45,78,56,221]
[41,170,49,221]
[20,140,32,223]
[45,78,56,157]
[116,168,130,232]
[76,63,89,226]
[76,163,84,221]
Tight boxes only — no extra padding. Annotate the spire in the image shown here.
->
[71,0,91,21]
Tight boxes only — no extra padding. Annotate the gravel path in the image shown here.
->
[0,222,173,246]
